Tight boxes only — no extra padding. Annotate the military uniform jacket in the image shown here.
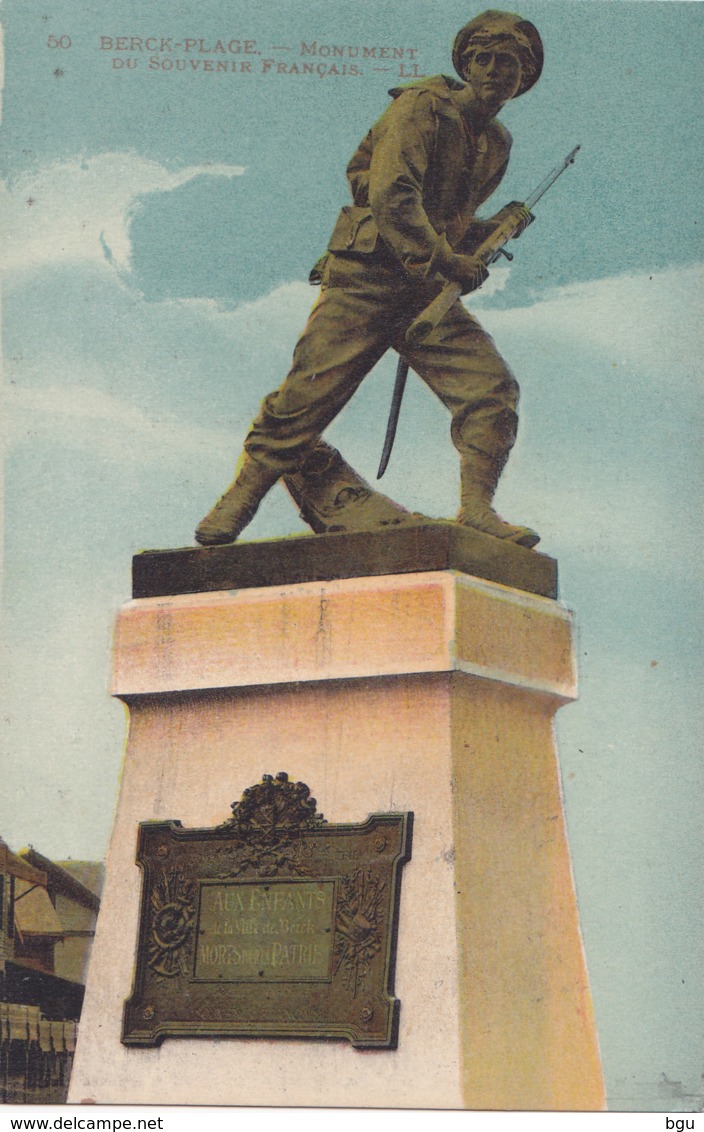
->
[322,75,512,285]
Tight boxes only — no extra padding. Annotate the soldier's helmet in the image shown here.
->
[453,9,543,96]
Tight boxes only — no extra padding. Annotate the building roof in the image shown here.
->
[0,839,47,886]
[13,883,64,937]
[54,860,105,900]
[19,849,101,912]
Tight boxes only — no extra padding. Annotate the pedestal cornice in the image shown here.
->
[112,570,576,702]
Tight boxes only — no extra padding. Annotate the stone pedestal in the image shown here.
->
[69,532,605,1109]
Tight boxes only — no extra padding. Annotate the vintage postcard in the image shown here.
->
[1,0,702,1114]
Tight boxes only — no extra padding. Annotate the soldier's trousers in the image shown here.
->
[244,256,520,476]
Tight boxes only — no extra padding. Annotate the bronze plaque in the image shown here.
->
[123,773,413,1048]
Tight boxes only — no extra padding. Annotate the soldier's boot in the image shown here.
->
[284,442,423,534]
[195,456,279,545]
[458,450,540,549]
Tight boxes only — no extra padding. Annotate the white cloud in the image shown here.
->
[482,263,704,376]
[0,152,245,275]
[500,470,696,571]
[4,383,234,465]
[187,280,314,337]
[158,260,703,385]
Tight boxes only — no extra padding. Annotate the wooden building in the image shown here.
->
[0,838,103,1102]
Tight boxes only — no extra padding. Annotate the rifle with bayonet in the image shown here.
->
[376,144,581,479]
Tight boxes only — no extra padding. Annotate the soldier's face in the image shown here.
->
[463,48,522,110]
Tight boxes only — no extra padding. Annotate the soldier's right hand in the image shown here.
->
[446,253,489,294]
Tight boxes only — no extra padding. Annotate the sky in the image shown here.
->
[1,0,703,1113]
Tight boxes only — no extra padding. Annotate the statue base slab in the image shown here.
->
[132,521,557,600]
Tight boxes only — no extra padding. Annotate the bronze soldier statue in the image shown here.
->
[196,10,543,549]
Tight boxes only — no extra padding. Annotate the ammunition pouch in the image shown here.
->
[309,205,381,284]
[327,205,380,255]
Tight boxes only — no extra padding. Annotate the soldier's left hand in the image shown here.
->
[446,252,490,294]
[495,201,535,238]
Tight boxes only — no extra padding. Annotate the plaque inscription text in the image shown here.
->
[195,880,336,981]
